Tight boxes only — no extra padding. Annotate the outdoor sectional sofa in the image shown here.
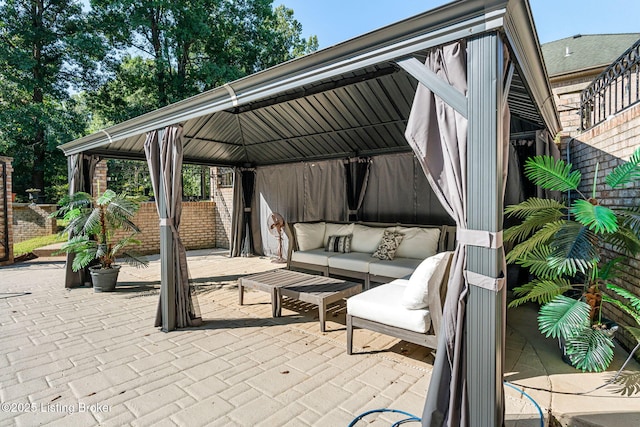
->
[285,221,455,289]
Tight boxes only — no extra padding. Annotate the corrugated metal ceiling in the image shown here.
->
[86,59,544,166]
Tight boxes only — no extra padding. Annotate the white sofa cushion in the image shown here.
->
[368,257,422,279]
[351,224,389,253]
[402,252,452,309]
[323,223,355,246]
[395,227,440,259]
[294,222,326,251]
[347,279,431,333]
[291,248,338,266]
[328,252,375,273]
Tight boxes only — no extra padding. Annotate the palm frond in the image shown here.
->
[616,206,640,236]
[514,245,558,279]
[538,295,591,339]
[571,199,618,233]
[524,156,581,191]
[602,225,640,256]
[605,370,640,396]
[120,250,149,268]
[547,222,599,275]
[504,197,567,219]
[565,326,615,372]
[603,285,640,326]
[605,146,640,188]
[506,220,566,263]
[504,209,565,243]
[97,189,117,206]
[508,278,573,308]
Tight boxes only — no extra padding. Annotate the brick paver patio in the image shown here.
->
[2,249,637,426]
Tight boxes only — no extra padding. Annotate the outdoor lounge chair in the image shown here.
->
[346,251,453,354]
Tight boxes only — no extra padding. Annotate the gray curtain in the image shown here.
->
[253,159,346,257]
[144,126,202,328]
[65,153,99,288]
[360,153,450,225]
[405,40,511,427]
[230,168,244,257]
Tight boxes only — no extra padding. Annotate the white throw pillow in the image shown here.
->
[395,227,440,259]
[294,222,326,251]
[351,224,387,253]
[323,223,354,246]
[402,251,451,309]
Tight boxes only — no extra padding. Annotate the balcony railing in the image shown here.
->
[580,38,640,131]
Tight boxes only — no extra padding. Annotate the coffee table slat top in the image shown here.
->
[238,269,362,331]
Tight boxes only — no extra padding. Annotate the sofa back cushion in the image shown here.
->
[402,251,452,309]
[395,227,441,259]
[294,222,326,251]
[323,222,354,246]
[351,224,389,253]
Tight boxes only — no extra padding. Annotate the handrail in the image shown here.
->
[580,38,640,131]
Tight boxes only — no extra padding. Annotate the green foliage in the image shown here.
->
[0,0,105,201]
[524,156,581,192]
[538,295,591,339]
[605,146,640,188]
[508,277,574,307]
[571,199,618,233]
[88,0,318,123]
[565,326,615,372]
[506,150,640,372]
[13,234,67,258]
[53,190,148,271]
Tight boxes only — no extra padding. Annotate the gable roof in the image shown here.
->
[541,33,640,77]
[59,0,560,166]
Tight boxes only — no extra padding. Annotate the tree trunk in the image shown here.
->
[31,0,46,194]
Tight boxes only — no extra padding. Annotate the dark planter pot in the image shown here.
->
[89,265,121,292]
[559,318,619,368]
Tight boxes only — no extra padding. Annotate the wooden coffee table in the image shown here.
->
[238,269,362,332]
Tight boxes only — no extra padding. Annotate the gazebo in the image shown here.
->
[59,0,560,425]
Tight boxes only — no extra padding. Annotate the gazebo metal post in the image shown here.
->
[466,32,505,425]
[156,128,177,332]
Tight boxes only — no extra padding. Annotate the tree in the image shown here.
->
[89,0,318,123]
[0,0,105,201]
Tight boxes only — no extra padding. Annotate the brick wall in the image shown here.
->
[567,102,640,353]
[0,156,13,266]
[12,204,57,244]
[211,167,234,249]
[112,201,217,254]
[550,73,600,137]
[93,160,108,197]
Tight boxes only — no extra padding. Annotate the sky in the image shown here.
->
[277,0,639,48]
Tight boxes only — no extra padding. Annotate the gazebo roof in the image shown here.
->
[59,0,560,165]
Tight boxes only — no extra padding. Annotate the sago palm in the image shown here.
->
[505,147,640,372]
[53,190,149,271]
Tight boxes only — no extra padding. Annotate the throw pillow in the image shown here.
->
[372,230,404,260]
[325,234,352,253]
[402,252,451,309]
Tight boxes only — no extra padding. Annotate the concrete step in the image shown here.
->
[32,242,66,258]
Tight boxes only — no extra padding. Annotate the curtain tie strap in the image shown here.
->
[464,270,505,292]
[159,218,173,227]
[244,207,252,212]
[456,228,503,249]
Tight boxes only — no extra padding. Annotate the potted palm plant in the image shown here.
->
[505,147,640,372]
[53,189,149,292]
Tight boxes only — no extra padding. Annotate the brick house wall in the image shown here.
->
[12,204,58,243]
[112,201,217,255]
[93,160,108,197]
[565,102,640,352]
[0,156,13,266]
